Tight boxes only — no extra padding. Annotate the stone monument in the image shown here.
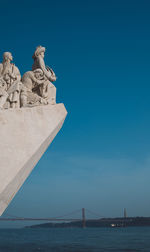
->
[0,46,67,216]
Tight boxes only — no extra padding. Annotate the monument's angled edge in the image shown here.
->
[0,46,67,216]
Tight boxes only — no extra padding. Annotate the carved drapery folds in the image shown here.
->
[0,46,56,109]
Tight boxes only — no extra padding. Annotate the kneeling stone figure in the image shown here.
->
[21,69,48,107]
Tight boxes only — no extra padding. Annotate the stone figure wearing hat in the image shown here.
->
[32,46,56,105]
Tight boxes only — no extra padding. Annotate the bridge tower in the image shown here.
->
[82,208,86,228]
[124,208,127,218]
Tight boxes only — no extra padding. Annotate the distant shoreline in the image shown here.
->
[25,217,150,228]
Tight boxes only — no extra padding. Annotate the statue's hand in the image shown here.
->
[9,73,16,80]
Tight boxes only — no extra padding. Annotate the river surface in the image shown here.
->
[0,227,149,251]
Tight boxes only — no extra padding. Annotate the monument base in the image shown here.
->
[0,104,67,216]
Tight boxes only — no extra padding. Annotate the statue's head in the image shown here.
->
[33,68,44,79]
[32,46,45,59]
[3,52,13,62]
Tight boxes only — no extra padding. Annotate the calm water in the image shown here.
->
[0,227,149,252]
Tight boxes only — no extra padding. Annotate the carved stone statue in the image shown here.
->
[0,52,22,108]
[0,46,57,109]
[32,46,56,105]
[20,46,56,107]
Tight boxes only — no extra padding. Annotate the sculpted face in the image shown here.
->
[40,51,45,58]
[3,52,13,62]
[9,53,13,61]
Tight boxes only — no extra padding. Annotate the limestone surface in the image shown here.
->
[0,103,67,216]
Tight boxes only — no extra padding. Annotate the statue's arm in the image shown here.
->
[15,69,21,81]
[38,57,52,80]
[49,68,56,82]
[11,65,21,81]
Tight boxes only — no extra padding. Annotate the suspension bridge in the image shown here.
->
[0,208,105,228]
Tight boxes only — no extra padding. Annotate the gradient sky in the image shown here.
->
[1,0,150,227]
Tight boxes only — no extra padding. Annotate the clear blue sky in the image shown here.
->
[1,0,150,227]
